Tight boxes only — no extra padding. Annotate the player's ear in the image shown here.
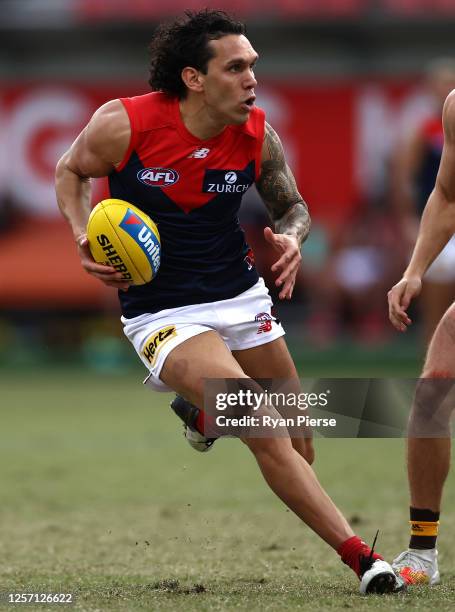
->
[181,67,204,94]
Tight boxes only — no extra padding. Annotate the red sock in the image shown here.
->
[196,409,206,434]
[337,536,383,578]
[195,409,218,436]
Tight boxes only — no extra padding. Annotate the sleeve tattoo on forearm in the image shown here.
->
[256,122,311,246]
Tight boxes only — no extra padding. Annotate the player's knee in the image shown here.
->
[426,304,455,364]
[409,374,454,436]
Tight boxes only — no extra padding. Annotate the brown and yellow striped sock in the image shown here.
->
[409,507,439,550]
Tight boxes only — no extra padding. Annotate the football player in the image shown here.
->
[57,9,404,594]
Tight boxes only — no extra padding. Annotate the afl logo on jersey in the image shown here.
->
[137,168,179,187]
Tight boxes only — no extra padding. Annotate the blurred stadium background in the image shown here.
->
[3,0,455,372]
[2,2,455,609]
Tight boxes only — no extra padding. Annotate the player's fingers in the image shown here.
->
[88,268,129,283]
[400,288,416,312]
[389,299,411,330]
[272,249,300,277]
[104,280,130,290]
[271,245,301,273]
[264,226,279,247]
[76,233,89,247]
[272,253,290,274]
[82,261,118,275]
[279,277,295,300]
[275,257,300,287]
[388,289,412,326]
[390,313,408,332]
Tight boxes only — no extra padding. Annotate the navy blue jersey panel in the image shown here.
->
[109,155,259,316]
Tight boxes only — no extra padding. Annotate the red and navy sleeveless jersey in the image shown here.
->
[416,116,444,214]
[108,92,264,317]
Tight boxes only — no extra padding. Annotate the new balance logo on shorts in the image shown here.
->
[255,312,273,334]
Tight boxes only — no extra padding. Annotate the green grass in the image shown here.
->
[1,370,454,611]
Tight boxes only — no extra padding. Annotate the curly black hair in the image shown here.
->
[148,9,246,99]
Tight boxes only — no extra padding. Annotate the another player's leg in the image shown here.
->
[393,303,455,585]
[160,332,404,593]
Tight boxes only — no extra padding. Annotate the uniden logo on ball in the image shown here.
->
[119,209,160,274]
[137,167,179,187]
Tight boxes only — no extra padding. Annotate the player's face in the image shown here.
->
[202,35,258,125]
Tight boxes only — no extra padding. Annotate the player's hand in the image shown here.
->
[387,276,422,332]
[264,226,301,300]
[76,233,131,290]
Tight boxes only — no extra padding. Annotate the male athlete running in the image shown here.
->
[56,9,403,594]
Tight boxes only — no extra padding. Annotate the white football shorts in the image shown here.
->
[121,277,285,392]
[425,235,455,283]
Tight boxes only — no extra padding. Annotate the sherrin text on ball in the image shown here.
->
[86,199,161,285]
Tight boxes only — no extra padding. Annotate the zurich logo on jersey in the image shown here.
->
[137,167,179,187]
[224,171,237,184]
[203,168,252,194]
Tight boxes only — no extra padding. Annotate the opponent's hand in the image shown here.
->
[264,226,301,300]
[387,276,422,332]
[76,234,131,290]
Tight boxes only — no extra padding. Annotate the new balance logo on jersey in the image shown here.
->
[188,148,210,159]
[203,168,253,194]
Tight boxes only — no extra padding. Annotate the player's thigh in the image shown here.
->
[232,336,298,378]
[422,301,455,377]
[160,330,246,408]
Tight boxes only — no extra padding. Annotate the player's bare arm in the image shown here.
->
[55,99,132,289]
[256,122,311,300]
[388,90,455,331]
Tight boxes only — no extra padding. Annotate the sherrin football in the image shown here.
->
[87,199,161,285]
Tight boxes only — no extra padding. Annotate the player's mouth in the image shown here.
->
[240,95,256,111]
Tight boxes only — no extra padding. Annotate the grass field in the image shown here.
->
[1,368,454,611]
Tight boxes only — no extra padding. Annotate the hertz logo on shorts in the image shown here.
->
[142,326,177,365]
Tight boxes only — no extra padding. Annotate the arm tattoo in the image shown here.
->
[256,122,311,246]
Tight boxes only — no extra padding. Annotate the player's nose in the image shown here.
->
[244,70,257,89]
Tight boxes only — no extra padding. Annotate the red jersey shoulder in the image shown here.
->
[120,92,174,133]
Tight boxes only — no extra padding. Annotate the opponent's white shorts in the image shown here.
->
[425,235,455,283]
[121,277,285,392]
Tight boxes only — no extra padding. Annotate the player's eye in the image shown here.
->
[229,64,242,72]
